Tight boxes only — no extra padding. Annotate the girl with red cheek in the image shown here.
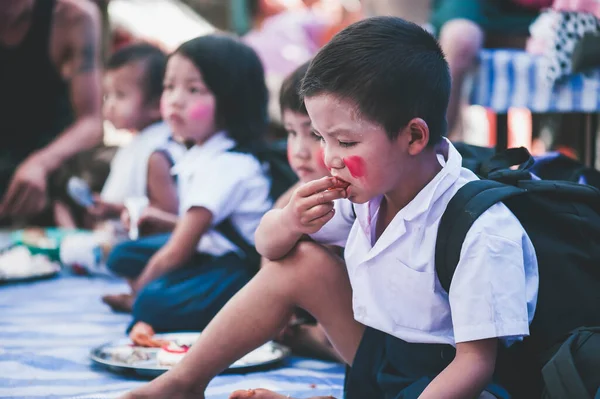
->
[105,35,273,343]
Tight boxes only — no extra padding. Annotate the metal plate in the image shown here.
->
[0,245,61,284]
[90,332,291,378]
[0,270,60,284]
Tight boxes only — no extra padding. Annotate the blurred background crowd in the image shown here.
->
[1,0,599,228]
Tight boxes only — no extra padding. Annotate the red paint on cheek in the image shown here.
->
[317,147,326,170]
[343,156,366,178]
[159,96,168,118]
[189,102,213,121]
[287,144,293,164]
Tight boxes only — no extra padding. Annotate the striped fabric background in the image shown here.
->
[0,272,344,399]
[469,49,600,113]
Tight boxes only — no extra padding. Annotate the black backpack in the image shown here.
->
[435,147,600,398]
[217,140,298,270]
[453,141,600,190]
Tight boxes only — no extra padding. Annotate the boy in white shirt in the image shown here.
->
[89,43,182,223]
[122,17,538,399]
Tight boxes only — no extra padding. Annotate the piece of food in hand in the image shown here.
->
[327,177,350,191]
[156,342,191,366]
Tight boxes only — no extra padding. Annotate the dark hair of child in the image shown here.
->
[301,16,451,146]
[279,61,310,116]
[174,35,269,149]
[106,43,167,105]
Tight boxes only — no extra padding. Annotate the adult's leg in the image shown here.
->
[439,19,484,140]
[122,241,363,399]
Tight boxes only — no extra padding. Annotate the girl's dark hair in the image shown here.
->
[174,34,268,148]
[279,61,310,116]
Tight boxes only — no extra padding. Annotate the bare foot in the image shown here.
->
[102,293,134,313]
[119,372,205,399]
[229,389,335,399]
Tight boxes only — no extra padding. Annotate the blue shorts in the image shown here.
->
[345,327,510,399]
[106,234,254,333]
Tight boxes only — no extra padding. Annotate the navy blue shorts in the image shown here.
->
[345,327,510,399]
[106,234,254,333]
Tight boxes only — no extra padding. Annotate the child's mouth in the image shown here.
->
[328,177,350,191]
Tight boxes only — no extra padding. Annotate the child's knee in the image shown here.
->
[106,241,140,276]
[269,241,346,285]
[439,19,484,67]
[131,281,170,327]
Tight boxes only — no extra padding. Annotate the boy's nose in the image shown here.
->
[323,147,343,169]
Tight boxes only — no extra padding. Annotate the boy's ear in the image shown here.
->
[405,118,430,156]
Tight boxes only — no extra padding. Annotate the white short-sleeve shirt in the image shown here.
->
[309,199,355,247]
[312,140,539,347]
[171,132,273,257]
[101,122,184,203]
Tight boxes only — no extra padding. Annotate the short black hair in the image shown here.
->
[106,43,167,104]
[279,61,310,116]
[301,16,450,146]
[174,35,268,148]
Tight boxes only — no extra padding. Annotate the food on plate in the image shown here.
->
[107,345,152,364]
[327,177,350,191]
[21,228,56,248]
[156,342,191,366]
[129,321,169,348]
[235,343,279,366]
[0,246,60,279]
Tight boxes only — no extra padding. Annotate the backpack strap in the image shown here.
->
[434,179,526,293]
[215,218,261,271]
[541,327,600,399]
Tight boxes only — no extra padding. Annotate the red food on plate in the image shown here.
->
[129,321,169,348]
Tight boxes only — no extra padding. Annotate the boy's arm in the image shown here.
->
[255,177,346,260]
[254,208,305,260]
[146,151,179,214]
[418,339,497,399]
[133,207,211,291]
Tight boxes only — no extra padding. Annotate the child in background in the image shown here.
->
[58,43,182,279]
[105,35,273,339]
[91,43,181,223]
[56,43,182,228]
[270,62,343,362]
[121,17,538,399]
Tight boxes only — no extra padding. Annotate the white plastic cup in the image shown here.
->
[124,197,149,240]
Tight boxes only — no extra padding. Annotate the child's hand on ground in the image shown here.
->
[282,177,347,235]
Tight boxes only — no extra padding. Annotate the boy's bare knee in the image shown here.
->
[263,241,345,286]
[439,19,484,69]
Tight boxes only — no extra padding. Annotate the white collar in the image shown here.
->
[357,139,464,246]
[171,131,235,175]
